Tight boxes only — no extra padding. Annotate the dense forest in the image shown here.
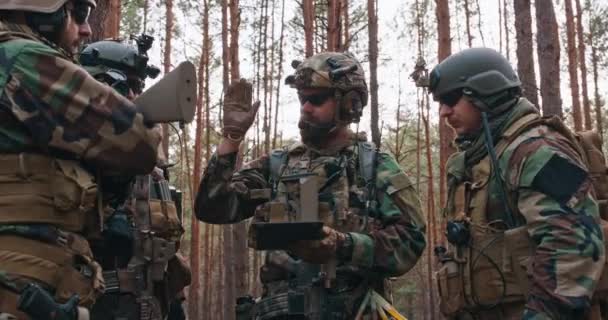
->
[89,0,608,319]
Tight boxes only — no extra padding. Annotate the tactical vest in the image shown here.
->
[437,113,608,317]
[0,34,104,314]
[96,170,189,320]
[248,141,382,319]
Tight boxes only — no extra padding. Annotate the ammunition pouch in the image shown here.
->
[0,233,104,307]
[0,153,98,233]
[149,199,183,242]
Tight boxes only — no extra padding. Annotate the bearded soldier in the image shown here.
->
[0,1,161,319]
[430,47,605,319]
[195,51,426,319]
[80,38,191,320]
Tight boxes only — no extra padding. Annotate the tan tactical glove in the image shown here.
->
[288,226,348,264]
[222,78,260,141]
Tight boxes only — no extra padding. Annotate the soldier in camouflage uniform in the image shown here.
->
[0,0,161,319]
[195,52,426,319]
[80,38,190,320]
[430,47,605,319]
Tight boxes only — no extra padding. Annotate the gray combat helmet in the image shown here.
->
[80,35,160,94]
[429,47,521,102]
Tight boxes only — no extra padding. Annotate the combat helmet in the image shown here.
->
[429,47,521,112]
[80,34,161,95]
[285,52,368,124]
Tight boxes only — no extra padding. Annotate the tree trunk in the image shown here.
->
[222,224,234,320]
[368,0,380,147]
[272,0,286,150]
[435,0,452,246]
[464,0,472,47]
[575,0,592,129]
[566,0,583,130]
[89,0,120,41]
[343,0,350,50]
[514,0,539,107]
[536,0,563,116]
[229,0,241,81]
[423,95,437,320]
[162,0,174,161]
[590,37,603,137]
[327,0,342,51]
[303,0,315,57]
[503,0,510,59]
[222,0,230,90]
[201,0,211,318]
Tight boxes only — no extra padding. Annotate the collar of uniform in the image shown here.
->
[0,21,75,62]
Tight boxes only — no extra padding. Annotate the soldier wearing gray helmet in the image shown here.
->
[431,47,604,319]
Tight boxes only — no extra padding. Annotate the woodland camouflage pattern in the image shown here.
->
[499,111,604,319]
[445,98,605,319]
[0,22,160,173]
[195,131,426,317]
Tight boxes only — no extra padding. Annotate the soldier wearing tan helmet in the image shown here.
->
[194,52,426,319]
[0,1,161,319]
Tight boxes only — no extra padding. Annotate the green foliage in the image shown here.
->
[120,0,145,38]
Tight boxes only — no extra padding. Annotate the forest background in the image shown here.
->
[88,0,608,319]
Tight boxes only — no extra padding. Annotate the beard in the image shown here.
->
[298,118,336,147]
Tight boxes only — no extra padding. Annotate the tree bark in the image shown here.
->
[272,0,286,150]
[201,0,211,318]
[343,0,350,50]
[368,0,380,147]
[327,0,342,51]
[423,95,437,320]
[536,0,563,116]
[162,0,174,161]
[89,0,120,41]
[303,0,315,57]
[503,0,510,59]
[435,0,453,246]
[590,37,603,138]
[566,0,583,130]
[514,0,539,107]
[575,0,592,129]
[464,0,472,47]
[229,0,241,81]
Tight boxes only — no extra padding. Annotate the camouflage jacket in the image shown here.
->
[0,22,160,174]
[447,99,605,319]
[195,132,426,279]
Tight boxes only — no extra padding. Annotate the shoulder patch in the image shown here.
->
[531,153,588,204]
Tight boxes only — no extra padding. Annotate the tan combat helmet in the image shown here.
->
[285,52,368,124]
[0,0,96,12]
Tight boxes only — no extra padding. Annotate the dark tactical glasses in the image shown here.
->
[70,1,93,25]
[298,91,335,106]
[436,89,463,107]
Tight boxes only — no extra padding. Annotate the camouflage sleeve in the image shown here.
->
[504,128,605,319]
[194,152,270,224]
[347,153,426,277]
[3,40,160,173]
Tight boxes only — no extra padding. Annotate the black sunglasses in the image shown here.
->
[70,2,92,25]
[437,89,463,107]
[298,91,334,106]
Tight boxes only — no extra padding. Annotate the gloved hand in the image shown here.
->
[222,78,260,141]
[288,226,348,264]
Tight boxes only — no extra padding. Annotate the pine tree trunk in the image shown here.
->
[327,0,342,51]
[575,0,592,129]
[343,0,350,50]
[536,0,563,116]
[89,0,120,41]
[303,0,315,57]
[514,0,539,107]
[368,0,380,147]
[590,37,603,137]
[503,0,510,59]
[222,224,234,320]
[566,0,583,130]
[435,0,452,246]
[162,0,174,159]
[464,0,472,47]
[229,0,241,81]
[272,0,286,150]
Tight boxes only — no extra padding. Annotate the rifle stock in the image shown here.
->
[134,61,196,124]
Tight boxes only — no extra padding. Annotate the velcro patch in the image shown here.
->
[531,154,588,204]
[386,173,413,195]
